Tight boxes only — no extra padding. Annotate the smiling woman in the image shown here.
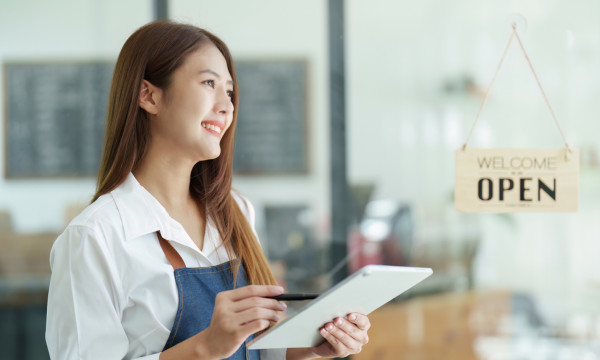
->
[44,20,370,360]
[136,44,236,181]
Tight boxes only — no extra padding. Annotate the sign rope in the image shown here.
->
[462,23,571,152]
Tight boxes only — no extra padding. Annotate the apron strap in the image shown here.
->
[157,231,186,270]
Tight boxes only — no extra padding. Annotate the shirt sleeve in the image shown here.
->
[231,190,259,237]
[46,225,157,360]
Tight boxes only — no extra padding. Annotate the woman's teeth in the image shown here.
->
[202,123,221,134]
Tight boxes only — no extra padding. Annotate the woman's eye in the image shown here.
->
[202,80,215,87]
[226,90,234,98]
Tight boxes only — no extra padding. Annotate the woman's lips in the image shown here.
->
[201,120,224,136]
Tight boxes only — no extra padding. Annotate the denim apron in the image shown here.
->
[157,232,260,359]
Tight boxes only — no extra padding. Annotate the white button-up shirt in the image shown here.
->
[46,173,285,360]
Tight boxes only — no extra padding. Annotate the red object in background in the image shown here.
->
[348,202,412,274]
[348,227,382,273]
[348,228,406,274]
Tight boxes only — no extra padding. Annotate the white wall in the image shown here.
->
[0,0,153,232]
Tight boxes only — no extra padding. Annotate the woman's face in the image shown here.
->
[150,42,235,163]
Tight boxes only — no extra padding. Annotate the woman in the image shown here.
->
[45,20,370,360]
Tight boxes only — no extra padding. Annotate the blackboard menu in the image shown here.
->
[3,59,306,178]
[233,60,307,174]
[4,62,113,178]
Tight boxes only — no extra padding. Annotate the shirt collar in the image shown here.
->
[110,173,226,262]
[111,173,178,242]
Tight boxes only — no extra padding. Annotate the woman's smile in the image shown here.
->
[201,120,225,136]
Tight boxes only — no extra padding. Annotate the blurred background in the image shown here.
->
[1,0,600,359]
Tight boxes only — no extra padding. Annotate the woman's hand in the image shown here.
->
[287,312,370,359]
[311,313,370,358]
[198,285,286,359]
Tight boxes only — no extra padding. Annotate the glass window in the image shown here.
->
[1,0,599,358]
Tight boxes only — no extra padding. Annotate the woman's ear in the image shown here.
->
[139,80,160,115]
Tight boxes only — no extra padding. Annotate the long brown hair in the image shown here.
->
[93,20,275,286]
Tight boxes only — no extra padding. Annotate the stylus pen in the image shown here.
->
[267,293,320,301]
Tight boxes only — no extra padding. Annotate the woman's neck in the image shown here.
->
[133,145,196,212]
[134,150,206,249]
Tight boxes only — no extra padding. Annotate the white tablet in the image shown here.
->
[247,265,433,349]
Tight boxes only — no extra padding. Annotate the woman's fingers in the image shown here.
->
[236,307,281,326]
[231,295,286,313]
[321,321,363,352]
[336,316,370,344]
[321,323,360,357]
[226,285,284,301]
[238,318,272,335]
[202,285,287,359]
[318,327,340,353]
[347,312,371,331]
[219,285,286,323]
[213,285,286,330]
[314,314,371,358]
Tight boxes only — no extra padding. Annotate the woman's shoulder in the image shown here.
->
[54,193,126,253]
[66,193,121,231]
[230,189,256,225]
[50,193,125,266]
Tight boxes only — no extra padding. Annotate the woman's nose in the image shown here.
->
[215,91,234,114]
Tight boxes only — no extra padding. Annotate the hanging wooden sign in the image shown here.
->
[455,148,579,212]
[455,22,579,213]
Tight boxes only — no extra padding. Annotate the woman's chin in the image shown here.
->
[198,148,222,161]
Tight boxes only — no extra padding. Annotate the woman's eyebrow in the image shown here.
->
[199,69,234,85]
